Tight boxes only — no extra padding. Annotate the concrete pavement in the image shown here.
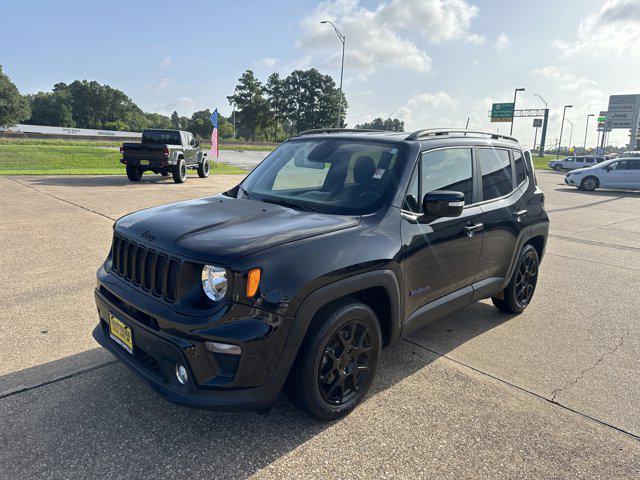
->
[0,170,639,478]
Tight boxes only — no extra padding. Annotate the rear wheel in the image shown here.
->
[580,176,599,191]
[126,165,143,182]
[287,300,381,421]
[172,158,187,183]
[197,158,210,178]
[492,244,539,314]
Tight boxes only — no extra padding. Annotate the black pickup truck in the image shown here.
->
[120,129,210,183]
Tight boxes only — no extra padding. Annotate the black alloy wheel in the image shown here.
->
[492,244,540,314]
[514,249,538,307]
[318,320,374,406]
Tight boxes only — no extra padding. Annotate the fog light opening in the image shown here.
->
[175,364,188,385]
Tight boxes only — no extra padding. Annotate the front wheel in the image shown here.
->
[126,165,143,181]
[172,158,187,183]
[287,300,381,420]
[580,176,599,191]
[197,158,210,178]
[492,244,540,314]
[553,164,562,171]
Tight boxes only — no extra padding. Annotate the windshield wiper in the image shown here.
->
[238,185,252,199]
[261,197,316,212]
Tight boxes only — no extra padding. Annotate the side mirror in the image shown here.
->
[421,190,464,220]
[195,140,200,147]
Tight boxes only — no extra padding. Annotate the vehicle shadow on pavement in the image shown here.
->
[23,175,187,187]
[555,186,640,198]
[0,302,511,479]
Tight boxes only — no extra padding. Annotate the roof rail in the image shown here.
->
[406,128,518,142]
[297,128,384,136]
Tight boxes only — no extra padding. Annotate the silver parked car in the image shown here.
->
[564,158,640,191]
[548,155,605,171]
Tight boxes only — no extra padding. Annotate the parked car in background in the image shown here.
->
[619,151,640,158]
[120,129,210,184]
[548,155,605,171]
[564,158,640,191]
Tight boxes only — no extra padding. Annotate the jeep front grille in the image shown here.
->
[111,234,180,302]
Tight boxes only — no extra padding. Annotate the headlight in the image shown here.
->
[201,265,228,301]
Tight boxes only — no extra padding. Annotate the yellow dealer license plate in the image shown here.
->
[109,314,133,354]
[140,160,149,165]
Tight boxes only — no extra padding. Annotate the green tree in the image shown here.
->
[355,117,404,132]
[0,65,30,127]
[170,111,180,129]
[265,73,288,141]
[227,70,271,140]
[144,112,172,129]
[25,83,75,127]
[283,68,347,134]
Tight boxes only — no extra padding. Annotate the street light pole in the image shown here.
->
[583,113,594,151]
[321,20,346,128]
[567,119,574,153]
[557,105,573,160]
[510,87,525,135]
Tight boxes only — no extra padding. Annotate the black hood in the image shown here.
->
[115,195,360,265]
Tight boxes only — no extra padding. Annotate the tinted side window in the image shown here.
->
[629,160,640,170]
[512,149,526,184]
[478,148,513,200]
[421,148,473,206]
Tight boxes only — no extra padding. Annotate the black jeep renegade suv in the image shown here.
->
[94,128,549,420]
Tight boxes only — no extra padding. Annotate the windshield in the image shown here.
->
[142,130,181,145]
[239,138,405,215]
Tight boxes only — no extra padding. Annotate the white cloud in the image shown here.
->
[494,33,509,50]
[532,65,598,92]
[145,78,171,93]
[156,96,198,116]
[297,0,481,77]
[408,91,459,109]
[159,56,172,68]
[553,0,640,57]
[467,33,486,45]
[255,57,279,68]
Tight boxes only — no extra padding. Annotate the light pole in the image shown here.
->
[566,119,574,154]
[510,87,525,135]
[321,20,345,128]
[583,113,594,151]
[557,105,573,159]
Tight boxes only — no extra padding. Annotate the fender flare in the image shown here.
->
[285,269,402,349]
[501,221,549,290]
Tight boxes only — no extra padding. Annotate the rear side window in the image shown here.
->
[512,149,527,184]
[478,148,513,200]
[421,148,473,206]
[629,160,640,170]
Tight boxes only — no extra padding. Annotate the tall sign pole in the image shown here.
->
[538,108,549,157]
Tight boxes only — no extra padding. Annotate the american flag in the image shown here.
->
[210,109,219,159]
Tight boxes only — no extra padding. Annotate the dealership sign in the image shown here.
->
[605,95,640,129]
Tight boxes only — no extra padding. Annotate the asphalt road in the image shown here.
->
[0,170,639,479]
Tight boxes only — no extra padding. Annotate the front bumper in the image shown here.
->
[564,175,577,185]
[93,273,297,411]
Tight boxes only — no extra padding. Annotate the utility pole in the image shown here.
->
[465,117,470,129]
[533,126,539,151]
[321,20,346,128]
[583,113,594,152]
[510,87,525,135]
[557,105,573,160]
[534,93,549,157]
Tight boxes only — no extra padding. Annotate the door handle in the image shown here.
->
[513,209,528,222]
[463,223,483,237]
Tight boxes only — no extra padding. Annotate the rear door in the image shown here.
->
[627,160,640,188]
[476,147,526,285]
[401,147,483,317]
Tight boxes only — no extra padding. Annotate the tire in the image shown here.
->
[197,157,210,178]
[287,300,381,421]
[172,158,187,184]
[126,165,143,182]
[553,164,562,171]
[580,176,599,191]
[492,244,539,314]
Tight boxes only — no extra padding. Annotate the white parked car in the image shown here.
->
[564,158,640,191]
[548,155,605,171]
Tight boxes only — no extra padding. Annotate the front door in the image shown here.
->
[600,160,630,188]
[401,147,483,318]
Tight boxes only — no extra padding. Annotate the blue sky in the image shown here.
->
[3,0,640,148]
